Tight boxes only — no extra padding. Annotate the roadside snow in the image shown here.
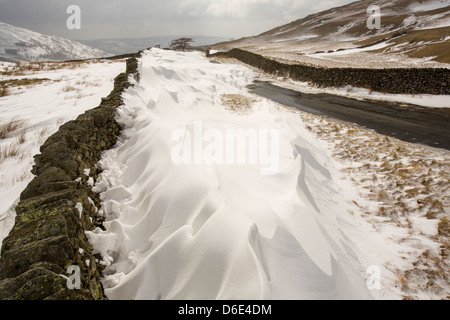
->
[257,73,450,109]
[295,108,450,300]
[0,59,126,251]
[243,41,450,69]
[86,49,420,300]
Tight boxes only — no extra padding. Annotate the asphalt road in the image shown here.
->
[248,81,450,151]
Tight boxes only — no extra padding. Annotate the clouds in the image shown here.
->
[180,0,271,18]
[179,0,353,20]
[0,0,356,39]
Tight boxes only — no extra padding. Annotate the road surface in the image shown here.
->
[248,81,450,150]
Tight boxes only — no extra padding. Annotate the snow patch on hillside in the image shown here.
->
[408,0,449,13]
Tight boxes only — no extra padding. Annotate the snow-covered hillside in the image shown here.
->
[258,0,449,41]
[0,22,110,62]
[86,49,449,300]
[213,0,450,67]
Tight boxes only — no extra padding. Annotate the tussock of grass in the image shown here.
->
[0,118,27,139]
[16,130,27,144]
[0,143,21,163]
[75,92,87,100]
[438,218,449,237]
[61,85,77,93]
[221,94,255,113]
[0,86,10,97]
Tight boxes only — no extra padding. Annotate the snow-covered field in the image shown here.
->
[86,49,449,300]
[0,59,126,250]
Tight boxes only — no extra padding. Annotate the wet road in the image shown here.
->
[248,81,450,150]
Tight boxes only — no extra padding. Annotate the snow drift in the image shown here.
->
[87,49,381,300]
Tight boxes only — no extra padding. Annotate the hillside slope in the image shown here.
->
[0,22,110,62]
[212,0,450,68]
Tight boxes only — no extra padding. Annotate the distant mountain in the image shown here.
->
[0,22,110,62]
[212,0,450,65]
[79,36,232,56]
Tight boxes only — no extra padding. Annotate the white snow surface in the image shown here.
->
[0,59,126,250]
[87,49,399,300]
[265,76,450,109]
[0,22,109,62]
[408,0,449,13]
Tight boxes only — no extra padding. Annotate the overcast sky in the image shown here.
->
[0,0,357,40]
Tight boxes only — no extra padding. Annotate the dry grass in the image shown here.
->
[409,41,450,64]
[1,78,50,87]
[61,85,77,93]
[0,85,10,97]
[221,94,256,113]
[61,79,100,97]
[0,118,28,140]
[0,60,101,77]
[0,143,21,163]
[16,129,27,144]
[0,118,28,163]
[0,78,51,98]
[358,26,450,64]
[75,92,87,100]
[280,104,450,299]
[37,126,51,144]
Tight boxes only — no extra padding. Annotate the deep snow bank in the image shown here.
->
[88,49,378,300]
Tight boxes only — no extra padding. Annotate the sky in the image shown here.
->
[0,0,357,40]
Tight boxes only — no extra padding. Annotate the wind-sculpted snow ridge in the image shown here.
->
[87,48,394,300]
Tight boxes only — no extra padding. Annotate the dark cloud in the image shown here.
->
[0,0,356,39]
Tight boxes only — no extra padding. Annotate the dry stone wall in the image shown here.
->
[212,49,450,95]
[0,52,142,300]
